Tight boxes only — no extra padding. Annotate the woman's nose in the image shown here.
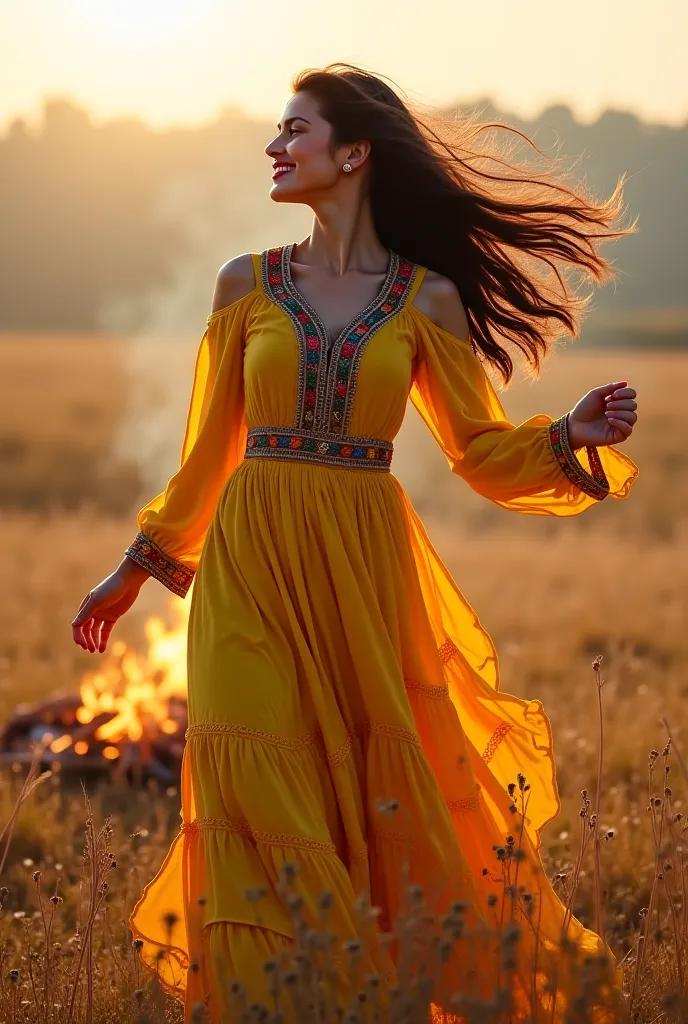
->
[265,137,284,158]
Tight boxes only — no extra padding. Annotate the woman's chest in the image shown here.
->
[242,303,417,439]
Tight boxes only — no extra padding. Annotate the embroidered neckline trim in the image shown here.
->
[262,245,417,433]
[282,242,399,353]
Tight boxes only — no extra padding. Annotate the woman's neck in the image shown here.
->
[296,202,388,276]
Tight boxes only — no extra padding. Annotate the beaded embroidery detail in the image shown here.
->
[481,722,513,764]
[181,817,337,856]
[327,734,353,767]
[245,427,393,471]
[447,795,480,813]
[402,636,463,700]
[261,244,417,432]
[185,719,422,757]
[548,414,610,501]
[125,531,195,598]
[438,637,460,666]
[185,722,321,749]
[366,720,422,747]
[323,255,416,433]
[404,674,450,700]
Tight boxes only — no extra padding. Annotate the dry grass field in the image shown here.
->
[0,331,686,1022]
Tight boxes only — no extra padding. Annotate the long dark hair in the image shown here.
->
[292,63,637,384]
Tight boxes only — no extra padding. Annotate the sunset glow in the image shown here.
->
[0,0,686,132]
[74,0,199,48]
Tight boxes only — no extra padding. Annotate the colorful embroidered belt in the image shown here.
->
[244,427,393,470]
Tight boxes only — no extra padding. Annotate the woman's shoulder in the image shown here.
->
[411,267,469,342]
[210,253,259,315]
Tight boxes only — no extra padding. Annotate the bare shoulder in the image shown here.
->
[211,253,257,314]
[413,269,469,341]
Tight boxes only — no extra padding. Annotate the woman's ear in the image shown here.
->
[344,140,372,172]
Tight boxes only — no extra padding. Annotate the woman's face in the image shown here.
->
[265,92,362,203]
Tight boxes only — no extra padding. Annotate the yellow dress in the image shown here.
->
[127,245,637,1022]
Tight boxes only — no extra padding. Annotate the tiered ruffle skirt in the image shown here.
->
[131,459,619,1021]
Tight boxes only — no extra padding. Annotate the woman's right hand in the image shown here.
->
[71,557,150,654]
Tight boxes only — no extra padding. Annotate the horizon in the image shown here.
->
[3,90,683,139]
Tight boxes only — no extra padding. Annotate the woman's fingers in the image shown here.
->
[91,619,103,653]
[73,614,113,654]
[72,602,92,649]
[72,615,94,652]
[605,398,637,412]
[71,622,84,649]
[607,417,634,436]
[605,408,637,425]
[72,594,99,651]
[86,618,105,654]
[595,381,628,398]
[83,618,97,653]
[99,620,115,654]
[603,387,637,443]
[606,386,636,400]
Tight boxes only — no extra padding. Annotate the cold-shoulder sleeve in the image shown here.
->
[408,308,638,516]
[124,297,252,595]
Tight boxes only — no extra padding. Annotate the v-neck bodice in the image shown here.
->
[282,242,399,353]
[258,244,420,434]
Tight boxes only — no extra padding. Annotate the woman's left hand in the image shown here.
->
[567,380,638,449]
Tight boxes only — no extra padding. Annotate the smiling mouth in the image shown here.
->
[272,164,295,180]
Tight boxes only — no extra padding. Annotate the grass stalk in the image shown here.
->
[592,657,606,945]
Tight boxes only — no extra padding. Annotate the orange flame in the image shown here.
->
[50,734,73,754]
[77,596,189,744]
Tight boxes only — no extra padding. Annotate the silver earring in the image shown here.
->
[342,163,352,172]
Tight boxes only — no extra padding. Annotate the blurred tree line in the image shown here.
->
[0,96,685,333]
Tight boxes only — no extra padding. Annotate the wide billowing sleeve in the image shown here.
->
[124,299,250,596]
[409,310,637,516]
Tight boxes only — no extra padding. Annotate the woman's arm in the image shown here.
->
[72,257,257,652]
[414,271,638,453]
[409,272,638,513]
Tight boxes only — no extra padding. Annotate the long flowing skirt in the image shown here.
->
[131,459,619,1022]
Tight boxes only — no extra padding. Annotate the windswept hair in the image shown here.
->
[292,63,637,384]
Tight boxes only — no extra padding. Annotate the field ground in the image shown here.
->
[0,333,686,1019]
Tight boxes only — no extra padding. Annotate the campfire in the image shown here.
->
[0,598,190,783]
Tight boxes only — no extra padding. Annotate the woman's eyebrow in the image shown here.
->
[277,116,312,130]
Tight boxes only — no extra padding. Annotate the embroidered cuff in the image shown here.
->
[125,531,195,597]
[548,414,610,501]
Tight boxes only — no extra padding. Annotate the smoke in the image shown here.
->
[106,170,309,490]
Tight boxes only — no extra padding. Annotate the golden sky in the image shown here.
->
[2,0,686,131]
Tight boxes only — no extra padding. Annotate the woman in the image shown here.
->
[72,65,638,1021]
